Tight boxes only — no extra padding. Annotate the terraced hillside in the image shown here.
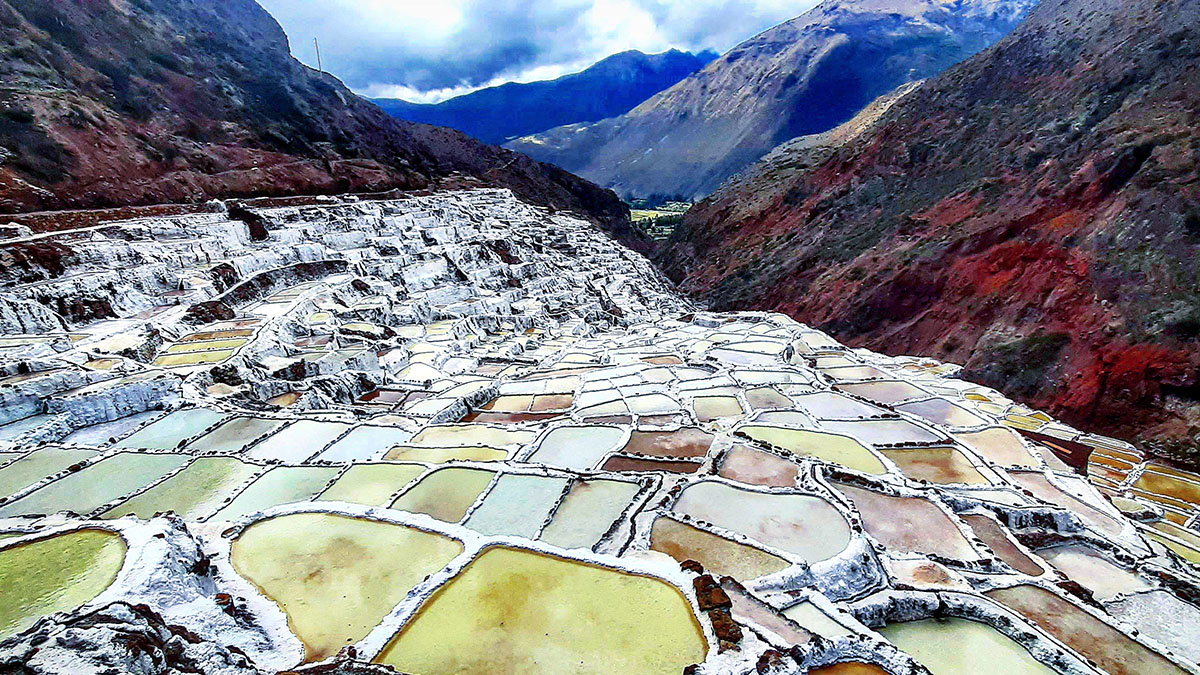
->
[0,190,1197,674]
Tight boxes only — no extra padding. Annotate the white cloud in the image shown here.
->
[257,0,818,101]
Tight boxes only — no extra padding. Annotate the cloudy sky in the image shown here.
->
[257,0,816,103]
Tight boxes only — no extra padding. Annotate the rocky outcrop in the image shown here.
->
[0,603,259,675]
[507,0,1034,200]
[182,261,350,326]
[662,0,1200,453]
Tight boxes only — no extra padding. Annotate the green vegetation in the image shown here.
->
[965,332,1071,398]
[627,199,691,241]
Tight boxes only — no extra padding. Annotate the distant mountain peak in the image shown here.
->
[508,0,1036,200]
[373,49,715,145]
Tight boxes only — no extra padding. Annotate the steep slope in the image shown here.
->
[507,0,1035,201]
[374,49,716,145]
[0,0,629,231]
[663,0,1200,452]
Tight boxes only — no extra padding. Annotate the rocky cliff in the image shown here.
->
[507,0,1034,201]
[662,0,1200,454]
[0,0,628,231]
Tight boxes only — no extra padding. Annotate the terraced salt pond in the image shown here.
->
[737,426,887,474]
[879,446,989,485]
[790,392,888,419]
[1040,545,1149,600]
[650,516,792,579]
[673,480,851,562]
[526,425,625,470]
[244,421,352,462]
[318,463,426,506]
[1009,472,1126,538]
[375,546,708,674]
[0,447,99,499]
[390,467,497,522]
[781,601,853,640]
[986,584,1187,675]
[539,479,643,550]
[878,618,1056,674]
[231,513,463,661]
[209,466,340,522]
[717,445,800,487]
[102,456,261,520]
[835,483,979,560]
[115,408,226,449]
[822,419,944,446]
[810,663,890,675]
[0,452,189,517]
[384,445,510,463]
[961,514,1044,576]
[185,416,287,453]
[0,528,126,639]
[464,474,570,538]
[952,428,1040,467]
[315,425,414,462]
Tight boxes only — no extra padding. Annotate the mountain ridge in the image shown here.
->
[507,0,1036,200]
[373,49,716,145]
[0,0,631,235]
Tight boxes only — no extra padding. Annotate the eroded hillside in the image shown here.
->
[663,0,1200,456]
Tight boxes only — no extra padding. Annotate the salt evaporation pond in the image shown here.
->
[102,456,260,520]
[315,425,413,462]
[836,483,979,561]
[879,446,989,485]
[0,528,126,639]
[0,447,99,499]
[209,466,339,522]
[781,601,853,639]
[674,480,851,562]
[961,514,1044,576]
[390,467,496,522]
[231,513,463,661]
[376,546,708,674]
[986,584,1187,675]
[244,421,352,462]
[526,425,625,470]
[651,516,791,579]
[463,474,570,538]
[952,428,1039,467]
[737,426,886,474]
[717,445,800,487]
[317,463,425,506]
[0,452,188,517]
[878,617,1056,674]
[185,416,287,453]
[1040,544,1149,600]
[540,479,642,550]
[114,408,226,449]
[809,663,890,675]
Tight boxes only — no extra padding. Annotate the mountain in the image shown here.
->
[507,0,1036,201]
[661,0,1200,452]
[373,49,716,145]
[0,0,629,232]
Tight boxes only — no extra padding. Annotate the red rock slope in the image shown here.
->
[662,0,1200,454]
